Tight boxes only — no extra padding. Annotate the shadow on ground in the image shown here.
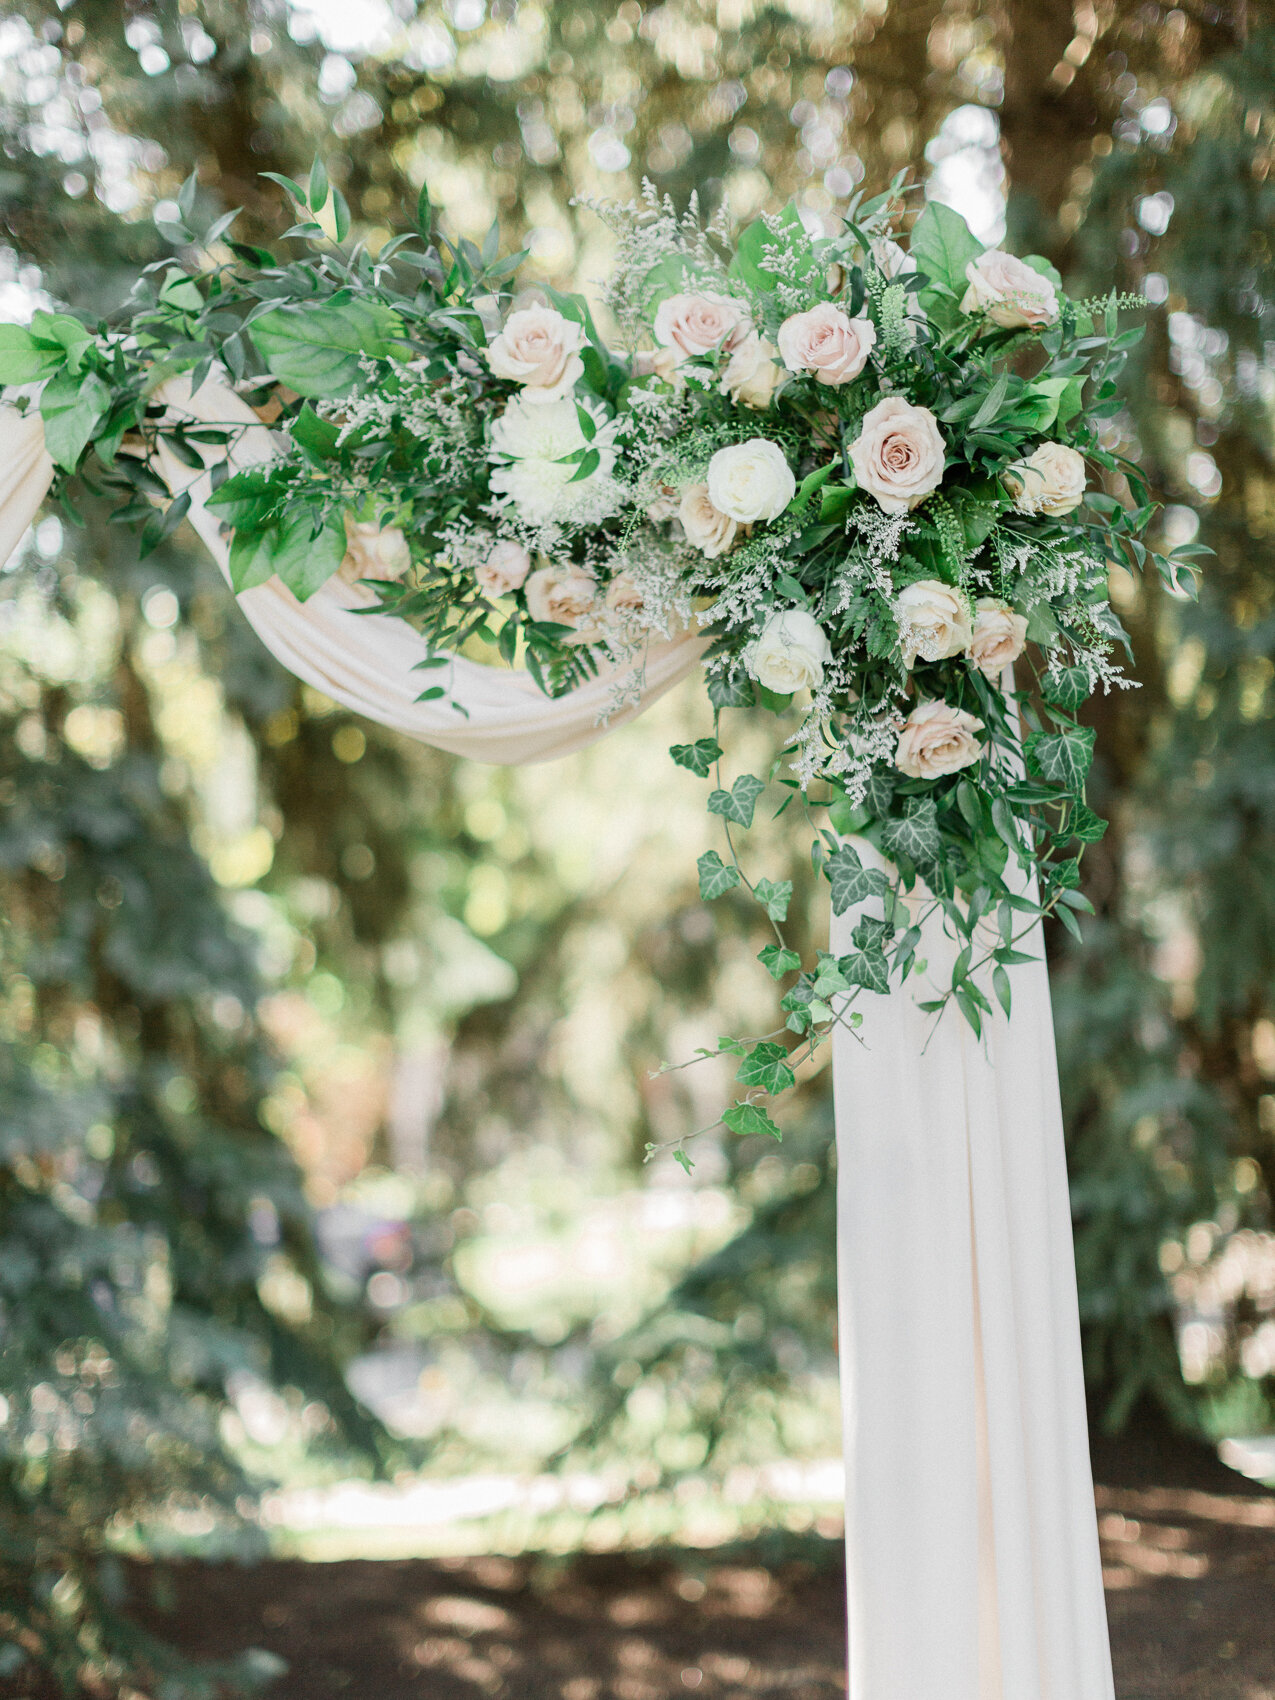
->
[9,1429,1275,1699]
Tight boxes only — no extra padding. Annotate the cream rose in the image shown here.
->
[894,579,973,668]
[524,562,599,642]
[849,397,947,514]
[476,538,531,599]
[747,609,832,695]
[485,306,585,403]
[961,250,1059,330]
[678,483,738,558]
[706,439,796,524]
[653,291,752,366]
[605,571,644,613]
[967,598,1028,679]
[1004,442,1086,517]
[894,699,984,780]
[778,303,877,386]
[338,516,412,585]
[721,334,784,409]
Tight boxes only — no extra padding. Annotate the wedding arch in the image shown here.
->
[0,176,1182,1697]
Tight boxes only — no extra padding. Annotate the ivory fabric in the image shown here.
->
[0,382,1115,1697]
[833,847,1114,1700]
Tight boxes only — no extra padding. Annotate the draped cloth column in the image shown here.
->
[0,378,1115,1698]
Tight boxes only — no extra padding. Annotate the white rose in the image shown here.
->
[967,598,1028,679]
[475,538,531,599]
[894,580,973,668]
[653,291,752,365]
[488,395,620,526]
[894,699,984,780]
[1004,441,1086,517]
[849,397,947,514]
[721,334,784,409]
[706,438,796,524]
[678,483,738,558]
[524,561,600,643]
[961,250,1059,330]
[485,306,585,403]
[645,481,680,522]
[778,303,876,385]
[747,609,832,695]
[338,515,412,585]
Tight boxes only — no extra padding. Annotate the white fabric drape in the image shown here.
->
[0,378,1114,1697]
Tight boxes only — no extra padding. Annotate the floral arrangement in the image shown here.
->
[0,167,1202,1160]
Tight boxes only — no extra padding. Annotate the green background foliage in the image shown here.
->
[1,0,1273,1693]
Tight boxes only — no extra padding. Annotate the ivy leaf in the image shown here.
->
[758,944,802,979]
[735,1040,796,1096]
[39,369,110,471]
[707,670,755,711]
[754,878,793,923]
[881,798,941,867]
[723,1101,784,1141]
[909,200,982,295]
[250,294,406,397]
[697,850,741,900]
[861,769,896,819]
[708,773,765,829]
[1067,801,1108,844]
[670,738,722,778]
[824,843,890,915]
[838,948,890,994]
[1043,667,1092,712]
[1026,726,1096,790]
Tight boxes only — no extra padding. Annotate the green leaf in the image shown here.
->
[1025,725,1096,791]
[697,850,741,901]
[992,963,1012,1018]
[860,769,896,819]
[206,468,274,529]
[227,527,277,592]
[670,738,722,777]
[1043,666,1091,712]
[707,773,765,829]
[759,944,802,979]
[291,403,343,460]
[0,323,67,385]
[729,203,814,295]
[707,670,755,711]
[723,1101,784,1141]
[754,878,793,923]
[308,158,329,213]
[267,512,347,601]
[1067,802,1108,844]
[881,798,941,867]
[39,369,110,471]
[250,295,407,398]
[909,200,982,294]
[838,948,890,994]
[792,461,836,513]
[735,1040,796,1096]
[824,842,890,915]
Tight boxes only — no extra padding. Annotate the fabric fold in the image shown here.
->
[832,845,1114,1699]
